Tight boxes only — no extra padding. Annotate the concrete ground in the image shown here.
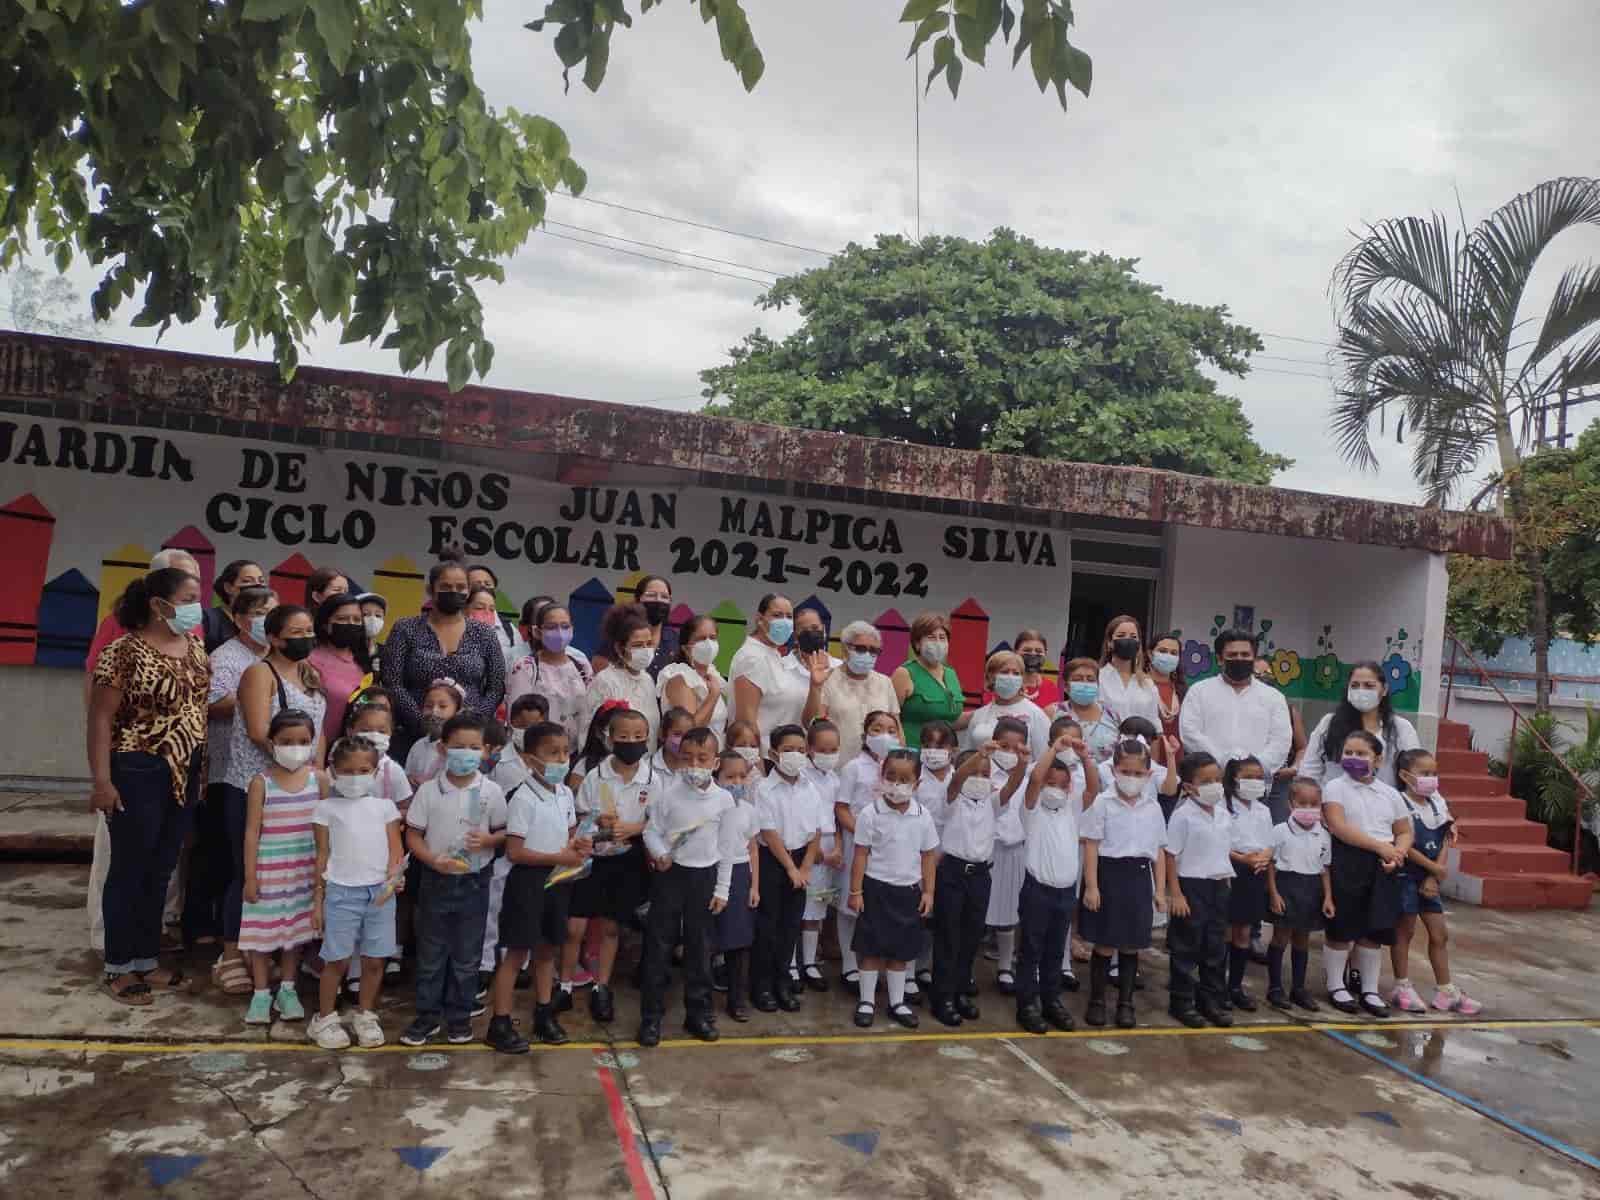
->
[1,861,1597,1198]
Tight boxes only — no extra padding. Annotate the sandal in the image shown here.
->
[105,974,153,1007]
[141,967,187,992]
[212,955,253,996]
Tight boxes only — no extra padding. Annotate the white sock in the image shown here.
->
[996,929,1016,972]
[559,979,573,994]
[801,929,820,967]
[253,987,271,999]
[837,910,858,974]
[858,968,879,1006]
[886,969,906,1007]
[1324,945,1351,994]
[1354,946,1383,997]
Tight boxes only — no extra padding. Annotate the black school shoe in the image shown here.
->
[590,984,615,1024]
[1017,1004,1049,1035]
[1328,990,1361,1014]
[534,1004,569,1045]
[552,987,573,1014]
[685,1014,720,1042]
[932,999,963,1028]
[889,1003,919,1029]
[955,995,981,1022]
[776,988,802,1013]
[1198,1003,1234,1028]
[1060,970,1080,993]
[853,1003,875,1028]
[802,965,828,993]
[1266,988,1293,1013]
[1290,988,1320,1013]
[638,1017,662,1048]
[1169,1004,1208,1029]
[1042,1001,1076,1032]
[1360,993,1391,1018]
[1230,988,1259,1013]
[1114,1003,1137,1029]
[753,992,779,1013]
[485,1015,528,1055]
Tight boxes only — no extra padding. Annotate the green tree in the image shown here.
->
[0,0,1090,389]
[700,229,1290,483]
[1330,177,1600,710]
[4,264,96,337]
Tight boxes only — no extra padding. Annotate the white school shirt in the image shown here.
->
[855,798,939,886]
[1021,783,1083,889]
[1227,797,1275,854]
[991,761,1028,847]
[1165,801,1233,879]
[965,698,1052,761]
[1178,675,1293,775]
[838,754,883,821]
[939,775,1003,864]
[1097,663,1162,727]
[374,758,415,812]
[1406,792,1453,831]
[1298,712,1421,788]
[491,755,531,795]
[656,662,729,748]
[642,776,735,899]
[406,772,509,874]
[1322,774,1410,844]
[404,737,443,785]
[582,664,661,749]
[756,770,826,852]
[720,796,762,868]
[313,793,402,887]
[1080,789,1168,861]
[915,769,952,834]
[505,778,576,855]
[575,756,659,860]
[804,764,841,847]
[1271,819,1332,876]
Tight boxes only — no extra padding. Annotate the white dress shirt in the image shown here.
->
[582,664,661,749]
[721,798,762,868]
[1080,789,1167,861]
[1097,663,1162,727]
[1178,675,1293,774]
[1228,797,1275,854]
[1022,791,1082,889]
[838,754,882,821]
[406,772,509,874]
[1298,712,1421,788]
[505,778,576,855]
[643,776,735,900]
[1165,801,1233,879]
[1271,820,1332,876]
[965,698,1052,760]
[855,799,939,886]
[1322,775,1410,844]
[939,779,1002,864]
[992,763,1027,847]
[916,769,952,833]
[756,770,826,852]
[575,756,659,859]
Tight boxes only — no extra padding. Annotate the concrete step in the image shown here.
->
[1440,772,1507,796]
[1444,796,1526,821]
[1437,720,1475,751]
[1443,870,1593,910]
[1452,818,1550,846]
[1453,842,1573,876]
[1434,748,1490,773]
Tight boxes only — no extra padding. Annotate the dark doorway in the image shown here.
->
[1066,572,1156,660]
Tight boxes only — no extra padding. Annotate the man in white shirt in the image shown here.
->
[1179,630,1292,774]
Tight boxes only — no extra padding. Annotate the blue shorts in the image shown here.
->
[1398,874,1445,916]
[321,881,398,962]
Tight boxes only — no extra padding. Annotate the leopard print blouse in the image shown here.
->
[92,632,210,804]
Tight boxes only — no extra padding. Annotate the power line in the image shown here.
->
[1262,330,1336,348]
[556,194,834,258]
[535,229,771,286]
[1248,365,1335,381]
[544,220,780,277]
[1257,352,1331,368]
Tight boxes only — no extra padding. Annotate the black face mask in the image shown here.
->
[796,628,828,653]
[641,600,672,627]
[612,741,649,765]
[1223,658,1255,682]
[433,590,469,615]
[1112,637,1140,662]
[281,636,316,662]
[1021,652,1045,672]
[329,624,366,650]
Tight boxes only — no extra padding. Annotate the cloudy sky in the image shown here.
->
[14,0,1600,503]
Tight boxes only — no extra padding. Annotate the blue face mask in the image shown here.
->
[767,616,794,645]
[249,615,268,643]
[165,601,204,636]
[847,650,878,675]
[992,673,1023,700]
[1069,681,1099,706]
[725,782,747,802]
[541,760,568,786]
[445,747,482,777]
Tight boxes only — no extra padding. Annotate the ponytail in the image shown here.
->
[114,567,195,631]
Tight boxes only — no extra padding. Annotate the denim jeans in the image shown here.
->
[103,752,198,974]
[414,864,492,1022]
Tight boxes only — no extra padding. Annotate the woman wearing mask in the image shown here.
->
[356,593,388,683]
[808,620,900,762]
[1063,657,1122,762]
[1298,662,1419,790]
[87,567,210,1004]
[659,614,729,747]
[508,599,593,744]
[592,576,676,677]
[467,563,528,668]
[380,552,506,761]
[304,566,351,611]
[1013,629,1061,714]
[1097,615,1161,727]
[583,604,663,747]
[308,594,370,747]
[202,559,266,653]
[892,611,965,749]
[1148,632,1186,755]
[731,596,834,746]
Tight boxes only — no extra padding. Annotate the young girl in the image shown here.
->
[1266,777,1335,1012]
[982,716,1033,995]
[1164,751,1232,1028]
[1390,749,1481,1015]
[582,604,661,749]
[1014,733,1092,1034]
[713,751,760,1020]
[799,719,844,992]
[345,699,414,988]
[405,678,465,788]
[1322,730,1413,1016]
[847,748,939,1029]
[912,720,958,996]
[1079,739,1167,1028]
[834,710,902,991]
[506,600,592,746]
[726,719,766,775]
[239,710,323,1026]
[1224,756,1274,1012]
[655,706,694,775]
[752,724,825,1010]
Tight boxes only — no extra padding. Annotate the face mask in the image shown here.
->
[542,627,574,653]
[796,628,828,654]
[665,733,685,755]
[1112,637,1140,662]
[992,673,1023,700]
[1194,781,1224,808]
[358,731,391,756]
[1410,774,1440,797]
[1021,652,1045,673]
[280,635,315,663]
[920,748,950,771]
[1068,681,1098,706]
[1150,650,1179,675]
[433,590,468,615]
[612,741,649,766]
[766,616,794,645]
[991,749,1020,772]
[811,752,840,772]
[690,638,720,666]
[734,746,761,765]
[919,639,948,665]
[468,609,499,626]
[725,782,747,802]
[1236,778,1268,803]
[1223,659,1255,682]
[273,744,313,769]
[682,766,714,789]
[884,782,915,804]
[161,600,203,636]
[642,600,672,628]
[1039,786,1069,811]
[777,751,808,778]
[248,615,269,643]
[541,760,568,786]
[362,613,385,639]
[329,623,366,650]
[960,776,992,801]
[1114,773,1145,798]
[332,772,374,799]
[1341,755,1373,781]
[1290,808,1322,830]
[1347,686,1381,713]
[627,646,655,673]
[847,650,878,675]
[866,732,898,758]
[420,714,445,738]
[444,747,482,776]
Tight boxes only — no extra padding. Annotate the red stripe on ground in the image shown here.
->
[595,1060,655,1199]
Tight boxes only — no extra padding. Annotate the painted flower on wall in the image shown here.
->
[1270,649,1302,687]
[1312,652,1342,691]
[1382,652,1413,694]
[1183,639,1214,677]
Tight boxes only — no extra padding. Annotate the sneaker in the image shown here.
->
[476,971,491,1004]
[273,984,305,1021]
[446,1020,474,1044]
[469,999,488,1019]
[552,987,573,1014]
[570,966,595,988]
[399,1017,441,1047]
[244,991,274,1026]
[309,1012,351,1049]
[1389,982,1427,1014]
[1432,985,1483,1016]
[352,1009,385,1048]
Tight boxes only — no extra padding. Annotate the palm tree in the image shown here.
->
[1330,176,1600,711]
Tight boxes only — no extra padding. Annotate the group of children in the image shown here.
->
[232,648,1479,1052]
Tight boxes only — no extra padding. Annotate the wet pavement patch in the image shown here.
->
[393,1145,449,1171]
[142,1153,205,1187]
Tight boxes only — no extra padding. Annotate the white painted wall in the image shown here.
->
[1444,687,1594,760]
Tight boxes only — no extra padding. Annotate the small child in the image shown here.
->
[1390,749,1481,1015]
[1164,752,1234,1028]
[239,710,322,1026]
[912,719,958,995]
[1079,739,1167,1028]
[713,751,760,1020]
[1224,756,1274,1012]
[833,710,902,990]
[655,706,694,775]
[400,714,509,1046]
[847,748,939,1029]
[982,716,1033,995]
[405,678,466,788]
[1266,777,1335,1012]
[933,748,1000,1025]
[798,719,844,992]
[1014,731,1092,1034]
[344,688,396,749]
[638,727,736,1046]
[752,724,825,1010]
[345,700,413,986]
[726,719,766,775]
[481,696,546,994]
[486,722,590,1053]
[308,738,404,1050]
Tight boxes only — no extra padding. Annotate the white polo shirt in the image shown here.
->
[939,777,1001,864]
[915,769,952,833]
[505,777,576,856]
[804,764,841,845]
[855,799,939,886]
[405,772,509,874]
[1165,800,1233,879]
[720,796,762,868]
[575,756,659,859]
[1080,789,1167,862]
[992,762,1027,847]
[756,771,826,852]
[1271,819,1332,876]
[642,776,735,899]
[1322,775,1410,844]
[1021,790,1081,889]
[1228,797,1275,854]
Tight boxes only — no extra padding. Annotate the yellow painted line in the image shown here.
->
[0,1017,1594,1057]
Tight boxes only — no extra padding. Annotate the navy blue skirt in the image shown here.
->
[1227,858,1271,925]
[852,876,927,963]
[714,861,756,951]
[1079,856,1155,950]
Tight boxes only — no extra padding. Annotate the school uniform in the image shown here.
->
[1079,788,1167,950]
[835,754,882,871]
[1322,775,1410,946]
[1165,800,1233,1012]
[715,794,761,952]
[985,763,1029,927]
[932,776,1001,1004]
[640,776,735,1020]
[570,757,657,923]
[915,770,952,834]
[1226,796,1275,925]
[482,757,528,971]
[752,769,825,1001]
[1400,794,1453,916]
[498,777,577,951]
[851,798,939,963]
[1015,772,1084,1012]
[802,765,842,921]
[1269,819,1332,931]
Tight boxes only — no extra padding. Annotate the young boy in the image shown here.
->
[1164,751,1235,1029]
[486,723,590,1053]
[309,738,404,1050]
[752,724,825,1012]
[480,696,546,996]
[638,727,736,1046]
[400,714,509,1046]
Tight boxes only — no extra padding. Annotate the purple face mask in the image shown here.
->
[666,733,684,754]
[1341,755,1372,781]
[542,627,573,653]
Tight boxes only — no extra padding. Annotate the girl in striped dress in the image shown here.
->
[239,710,324,1025]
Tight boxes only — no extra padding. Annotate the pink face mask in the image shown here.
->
[1290,808,1322,830]
[1411,775,1440,797]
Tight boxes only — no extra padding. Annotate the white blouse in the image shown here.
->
[582,664,661,748]
[1298,712,1421,788]
[1098,663,1162,727]
[656,662,728,747]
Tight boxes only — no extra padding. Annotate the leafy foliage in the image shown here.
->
[1508,708,1600,857]
[3,264,96,338]
[700,229,1289,484]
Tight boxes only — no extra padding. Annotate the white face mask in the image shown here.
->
[1039,786,1069,811]
[690,638,720,667]
[1347,686,1381,713]
[332,772,375,799]
[777,751,808,779]
[681,767,713,789]
[811,752,840,772]
[1114,773,1145,798]
[918,639,948,665]
[357,731,391,756]
[884,781,915,804]
[1236,778,1268,803]
[991,749,1020,772]
[627,646,655,673]
[734,746,762,765]
[362,614,385,639]
[920,748,950,771]
[960,776,992,801]
[1194,781,1225,808]
[866,732,898,758]
[273,744,313,770]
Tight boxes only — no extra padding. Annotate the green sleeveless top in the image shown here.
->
[900,657,963,747]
